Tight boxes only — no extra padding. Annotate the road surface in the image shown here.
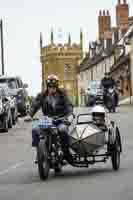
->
[0,106,133,200]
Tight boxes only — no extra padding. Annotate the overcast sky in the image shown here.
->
[0,0,133,96]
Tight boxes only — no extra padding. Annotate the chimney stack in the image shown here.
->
[98,9,111,40]
[116,0,129,29]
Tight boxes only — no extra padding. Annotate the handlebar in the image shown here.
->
[25,113,75,125]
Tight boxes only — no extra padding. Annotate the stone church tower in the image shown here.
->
[40,30,83,105]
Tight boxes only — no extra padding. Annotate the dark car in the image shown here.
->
[0,76,28,116]
[85,81,103,106]
[0,88,12,132]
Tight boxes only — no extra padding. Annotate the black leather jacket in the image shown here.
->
[30,89,73,118]
[101,77,116,90]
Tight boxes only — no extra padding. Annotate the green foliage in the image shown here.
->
[27,96,34,105]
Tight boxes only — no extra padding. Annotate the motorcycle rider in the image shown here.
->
[101,72,118,106]
[28,74,73,163]
[91,105,107,131]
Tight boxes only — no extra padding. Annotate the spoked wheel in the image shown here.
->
[37,140,50,180]
[106,97,115,113]
[111,129,121,171]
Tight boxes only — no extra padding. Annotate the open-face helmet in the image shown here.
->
[91,105,106,125]
[46,74,59,88]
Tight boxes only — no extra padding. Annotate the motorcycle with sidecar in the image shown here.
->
[30,113,122,180]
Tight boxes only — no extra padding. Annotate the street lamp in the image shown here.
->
[0,20,5,75]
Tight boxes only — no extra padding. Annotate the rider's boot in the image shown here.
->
[63,145,73,163]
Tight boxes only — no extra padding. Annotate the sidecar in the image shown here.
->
[68,113,122,170]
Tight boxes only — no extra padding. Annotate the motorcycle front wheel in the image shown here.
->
[37,140,50,180]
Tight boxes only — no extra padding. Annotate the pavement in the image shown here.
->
[119,96,133,105]
[0,106,133,200]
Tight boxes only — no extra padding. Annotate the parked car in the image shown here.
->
[0,87,12,132]
[85,80,103,106]
[0,85,18,125]
[0,76,28,116]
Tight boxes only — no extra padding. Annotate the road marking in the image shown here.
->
[0,161,25,176]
